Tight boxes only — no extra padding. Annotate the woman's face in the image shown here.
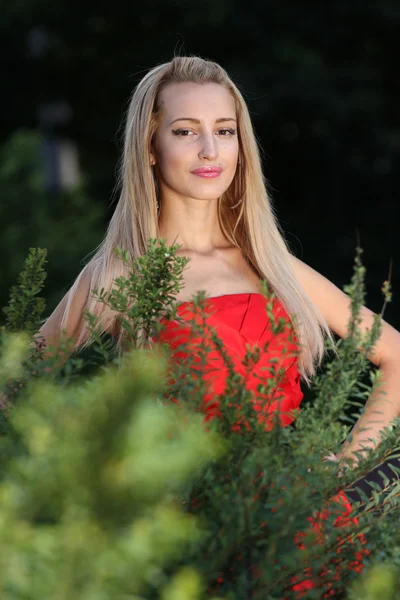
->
[151,82,239,203]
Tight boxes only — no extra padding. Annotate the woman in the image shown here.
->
[33,55,400,595]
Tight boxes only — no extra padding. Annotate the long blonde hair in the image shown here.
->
[58,54,335,385]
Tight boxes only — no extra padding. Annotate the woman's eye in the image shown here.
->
[218,128,237,136]
[172,128,237,137]
[172,129,193,136]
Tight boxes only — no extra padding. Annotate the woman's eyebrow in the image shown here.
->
[169,117,237,125]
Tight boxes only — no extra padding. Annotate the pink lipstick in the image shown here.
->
[191,166,223,178]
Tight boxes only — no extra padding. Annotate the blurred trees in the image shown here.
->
[0,130,104,311]
[1,0,399,320]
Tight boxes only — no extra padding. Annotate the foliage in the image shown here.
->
[0,338,221,599]
[2,247,48,335]
[0,129,104,312]
[0,239,400,599]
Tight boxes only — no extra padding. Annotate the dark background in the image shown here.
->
[1,1,399,330]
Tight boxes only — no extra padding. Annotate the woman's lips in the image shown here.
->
[191,171,221,178]
[191,167,223,178]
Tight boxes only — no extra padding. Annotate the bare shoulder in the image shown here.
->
[288,254,400,367]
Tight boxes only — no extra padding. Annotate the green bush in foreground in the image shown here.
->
[0,240,400,599]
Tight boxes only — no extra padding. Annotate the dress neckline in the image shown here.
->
[176,292,265,309]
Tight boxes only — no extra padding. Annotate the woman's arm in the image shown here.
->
[290,255,400,464]
[33,268,95,366]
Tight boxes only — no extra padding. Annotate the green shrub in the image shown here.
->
[0,240,399,599]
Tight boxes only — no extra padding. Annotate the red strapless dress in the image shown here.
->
[157,292,369,598]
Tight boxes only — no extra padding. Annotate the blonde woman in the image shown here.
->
[29,55,400,594]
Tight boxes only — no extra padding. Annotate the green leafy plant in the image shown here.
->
[1,239,400,599]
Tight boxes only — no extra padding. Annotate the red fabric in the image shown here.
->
[158,293,302,428]
[157,293,369,597]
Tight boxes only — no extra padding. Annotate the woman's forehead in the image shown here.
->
[158,82,236,120]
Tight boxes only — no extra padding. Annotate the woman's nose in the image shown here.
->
[199,133,218,160]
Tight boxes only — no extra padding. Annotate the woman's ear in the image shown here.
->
[149,135,158,166]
